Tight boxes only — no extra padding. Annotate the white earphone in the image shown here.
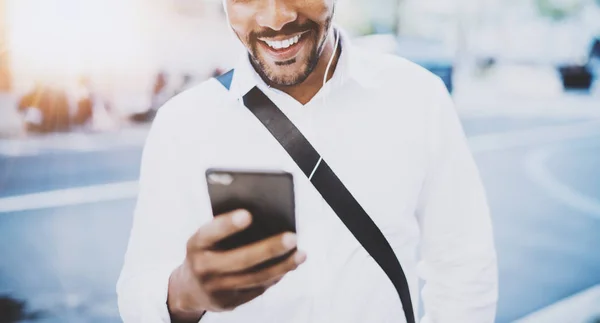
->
[320,27,340,110]
[322,28,340,90]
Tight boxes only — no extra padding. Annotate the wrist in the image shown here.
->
[167,264,207,322]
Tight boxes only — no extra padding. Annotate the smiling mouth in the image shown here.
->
[257,31,311,62]
[259,33,303,50]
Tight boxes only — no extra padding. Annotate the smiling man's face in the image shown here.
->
[225,0,335,86]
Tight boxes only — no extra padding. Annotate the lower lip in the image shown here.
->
[258,33,309,62]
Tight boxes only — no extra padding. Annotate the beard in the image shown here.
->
[246,16,333,87]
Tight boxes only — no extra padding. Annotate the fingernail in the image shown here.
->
[282,233,297,249]
[294,251,307,264]
[232,210,250,227]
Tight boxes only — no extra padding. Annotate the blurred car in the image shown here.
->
[18,84,71,133]
[557,36,599,91]
[353,34,455,93]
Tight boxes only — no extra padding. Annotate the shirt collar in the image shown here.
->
[228,27,379,100]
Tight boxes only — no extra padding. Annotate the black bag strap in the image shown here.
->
[216,70,415,323]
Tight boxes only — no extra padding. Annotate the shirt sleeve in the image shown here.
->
[116,107,208,323]
[415,78,499,323]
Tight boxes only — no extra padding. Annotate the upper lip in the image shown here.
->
[257,30,309,42]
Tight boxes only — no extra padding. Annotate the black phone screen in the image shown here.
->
[206,169,296,252]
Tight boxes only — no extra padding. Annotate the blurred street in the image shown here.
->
[1,0,599,321]
[0,85,599,322]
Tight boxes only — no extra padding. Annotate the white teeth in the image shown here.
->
[263,34,301,50]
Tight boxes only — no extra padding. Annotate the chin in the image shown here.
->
[267,72,308,87]
[263,60,312,86]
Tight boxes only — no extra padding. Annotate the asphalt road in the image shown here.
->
[1,115,599,323]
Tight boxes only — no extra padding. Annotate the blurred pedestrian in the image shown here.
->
[117,1,498,322]
[590,38,600,60]
[72,76,94,127]
[130,71,170,123]
[151,71,169,110]
[71,76,116,132]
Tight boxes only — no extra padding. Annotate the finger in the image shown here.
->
[211,232,298,273]
[210,250,306,291]
[189,209,252,249]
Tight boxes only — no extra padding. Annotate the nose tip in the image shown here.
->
[256,1,297,31]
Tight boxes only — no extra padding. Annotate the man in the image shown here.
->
[117,0,498,322]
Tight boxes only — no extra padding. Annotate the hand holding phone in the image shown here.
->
[167,170,305,320]
[168,209,306,320]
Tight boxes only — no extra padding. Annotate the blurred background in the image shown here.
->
[0,0,599,322]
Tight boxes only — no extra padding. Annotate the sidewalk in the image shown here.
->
[0,91,152,157]
[2,64,599,158]
[453,64,600,119]
[0,124,151,157]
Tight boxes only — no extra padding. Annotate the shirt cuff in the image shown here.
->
[118,263,181,323]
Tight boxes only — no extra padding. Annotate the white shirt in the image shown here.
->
[117,30,498,323]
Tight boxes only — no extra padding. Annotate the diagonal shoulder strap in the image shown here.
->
[216,71,415,323]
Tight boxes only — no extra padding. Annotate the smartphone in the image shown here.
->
[205,168,296,264]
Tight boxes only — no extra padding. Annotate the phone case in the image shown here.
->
[205,168,296,253]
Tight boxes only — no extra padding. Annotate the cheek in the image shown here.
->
[300,0,334,22]
[225,3,256,42]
